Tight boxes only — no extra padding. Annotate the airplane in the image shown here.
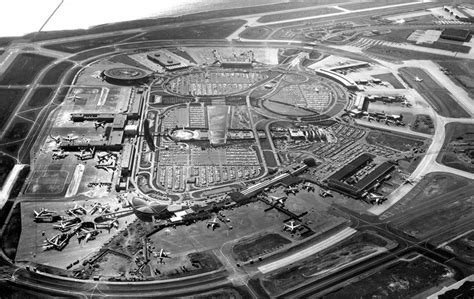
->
[66,204,87,216]
[97,151,114,162]
[95,163,116,172]
[285,186,299,195]
[402,177,418,185]
[43,235,61,251]
[63,134,78,142]
[401,99,411,107]
[67,94,83,101]
[49,134,61,143]
[75,147,95,160]
[154,248,171,263]
[43,233,70,251]
[89,202,110,215]
[415,76,423,82]
[94,121,107,130]
[77,229,99,243]
[34,208,58,222]
[52,150,68,160]
[283,220,301,232]
[366,193,387,205]
[319,189,333,198]
[34,208,55,217]
[207,217,220,230]
[269,195,287,206]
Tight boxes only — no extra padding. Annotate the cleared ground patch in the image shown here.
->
[232,233,291,262]
[0,53,55,85]
[380,172,470,220]
[365,130,425,152]
[261,231,394,296]
[324,255,455,299]
[444,231,474,264]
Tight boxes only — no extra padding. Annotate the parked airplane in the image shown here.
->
[63,134,79,142]
[97,151,114,162]
[154,248,171,263]
[402,177,418,185]
[285,186,299,195]
[53,220,80,232]
[66,204,87,216]
[283,220,301,232]
[49,134,61,143]
[89,202,110,215]
[75,147,95,160]
[207,217,220,230]
[95,162,116,172]
[52,150,68,160]
[77,229,99,243]
[366,193,387,205]
[34,208,58,222]
[319,189,333,198]
[94,121,107,130]
[401,99,411,107]
[269,195,287,206]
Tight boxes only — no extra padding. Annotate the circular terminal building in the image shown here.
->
[102,67,150,85]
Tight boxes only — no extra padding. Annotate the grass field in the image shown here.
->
[437,59,474,97]
[417,41,471,54]
[257,6,341,23]
[365,130,425,152]
[239,26,273,40]
[365,46,464,62]
[69,47,116,62]
[381,172,470,219]
[0,88,26,131]
[1,204,21,260]
[0,53,55,85]
[131,20,246,41]
[108,54,152,71]
[324,255,455,299]
[0,154,15,187]
[339,0,415,10]
[43,33,137,53]
[26,87,54,108]
[398,67,470,118]
[3,118,32,143]
[40,61,74,85]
